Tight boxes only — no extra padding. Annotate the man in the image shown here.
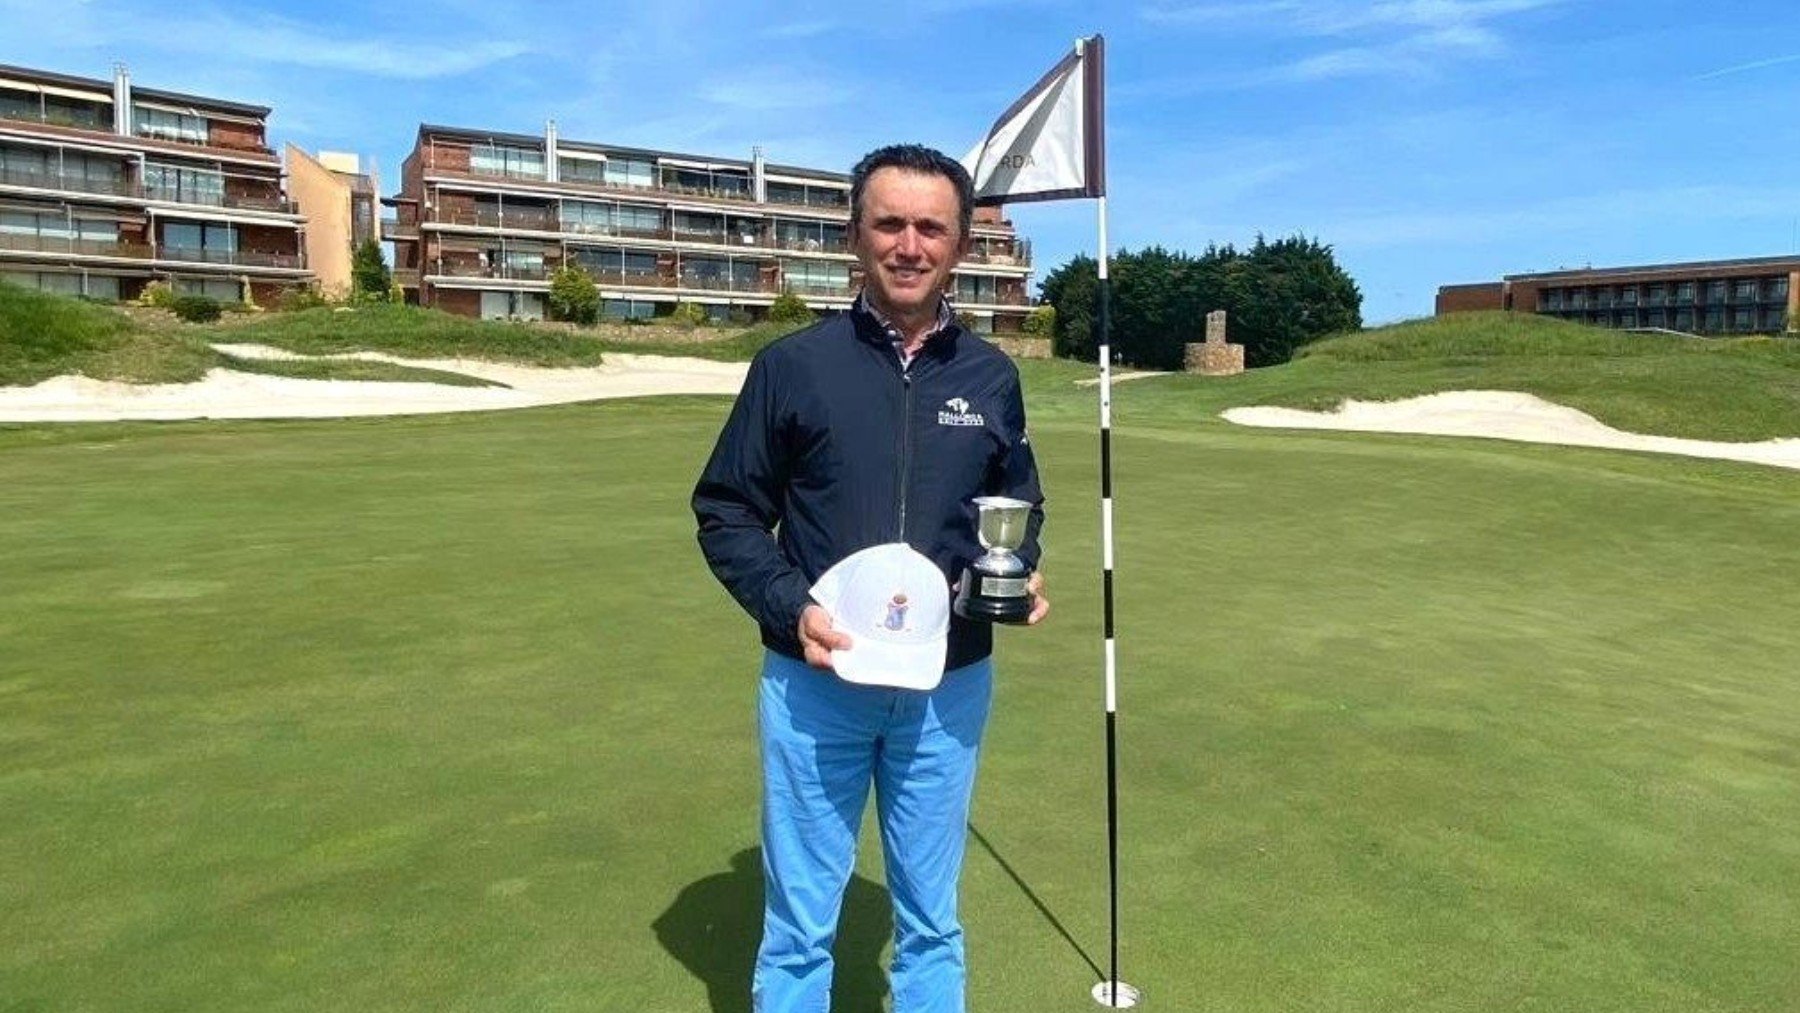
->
[692,144,1047,1011]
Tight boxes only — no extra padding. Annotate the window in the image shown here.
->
[569,246,658,279]
[781,259,848,294]
[681,255,760,291]
[161,221,236,260]
[1704,307,1724,332]
[1673,308,1694,331]
[603,157,655,189]
[773,218,846,251]
[673,211,723,241]
[559,157,607,184]
[1762,277,1788,301]
[956,274,999,305]
[1733,280,1757,302]
[1646,284,1666,306]
[470,143,545,179]
[1617,286,1638,306]
[766,181,848,208]
[1704,280,1727,304]
[1568,288,1587,309]
[602,298,657,320]
[479,290,544,320]
[174,277,241,301]
[0,270,118,299]
[1672,282,1693,305]
[1646,308,1666,329]
[144,163,224,206]
[1539,288,1560,311]
[1733,307,1755,331]
[1764,308,1787,331]
[135,106,208,143]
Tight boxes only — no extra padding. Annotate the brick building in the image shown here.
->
[384,123,1034,329]
[1437,257,1800,335]
[0,63,309,304]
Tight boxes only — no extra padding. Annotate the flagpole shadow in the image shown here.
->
[967,822,1103,981]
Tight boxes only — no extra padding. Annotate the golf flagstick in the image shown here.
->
[960,34,1138,1009]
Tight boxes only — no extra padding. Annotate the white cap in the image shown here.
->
[809,543,950,691]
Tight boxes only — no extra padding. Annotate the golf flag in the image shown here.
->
[960,35,1106,206]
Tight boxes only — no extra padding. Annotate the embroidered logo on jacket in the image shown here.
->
[937,397,986,427]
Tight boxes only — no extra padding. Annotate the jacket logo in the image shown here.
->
[938,397,985,427]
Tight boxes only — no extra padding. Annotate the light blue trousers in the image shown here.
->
[754,649,994,1013]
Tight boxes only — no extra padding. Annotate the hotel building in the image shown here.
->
[384,124,1034,329]
[1438,257,1800,335]
[0,63,309,304]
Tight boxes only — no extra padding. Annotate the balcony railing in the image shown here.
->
[433,261,549,281]
[0,107,111,132]
[158,246,304,269]
[0,232,301,269]
[427,163,853,214]
[0,164,296,213]
[0,232,152,258]
[678,274,780,294]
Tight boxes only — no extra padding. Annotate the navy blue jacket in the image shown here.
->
[693,305,1045,672]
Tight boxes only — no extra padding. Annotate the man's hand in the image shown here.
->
[798,604,852,670]
[1025,571,1050,625]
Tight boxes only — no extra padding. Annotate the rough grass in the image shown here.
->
[222,303,608,367]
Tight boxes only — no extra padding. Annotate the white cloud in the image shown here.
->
[1692,52,1800,82]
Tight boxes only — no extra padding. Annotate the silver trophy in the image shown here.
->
[953,495,1034,624]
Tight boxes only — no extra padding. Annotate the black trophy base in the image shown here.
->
[954,569,1033,625]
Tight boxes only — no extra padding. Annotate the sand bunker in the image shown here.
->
[0,344,750,422]
[1223,390,1800,471]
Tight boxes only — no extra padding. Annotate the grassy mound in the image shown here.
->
[223,303,607,367]
[0,282,215,386]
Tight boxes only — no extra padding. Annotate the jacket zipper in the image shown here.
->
[897,366,913,541]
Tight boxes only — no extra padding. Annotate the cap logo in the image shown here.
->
[883,593,911,631]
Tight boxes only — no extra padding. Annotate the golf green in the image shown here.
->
[2,388,1796,1011]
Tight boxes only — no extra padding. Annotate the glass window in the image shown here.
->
[1617,286,1638,306]
[1568,288,1587,309]
[604,157,655,188]
[559,157,607,184]
[1733,280,1757,301]
[135,106,208,143]
[1704,308,1724,332]
[174,278,241,300]
[781,259,848,293]
[1763,308,1786,331]
[1733,307,1755,331]
[1704,280,1727,304]
[1762,277,1788,300]
[673,211,723,240]
[773,218,846,252]
[602,298,657,320]
[1646,284,1666,306]
[1673,282,1694,304]
[470,143,545,179]
[144,163,225,206]
[955,274,998,304]
[1673,308,1693,331]
[1646,308,1666,328]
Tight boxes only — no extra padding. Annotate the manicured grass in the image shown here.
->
[2,373,1796,1011]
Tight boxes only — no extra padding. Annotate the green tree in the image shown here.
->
[548,265,600,325]
[1021,303,1056,337]
[350,238,392,303]
[1038,237,1361,369]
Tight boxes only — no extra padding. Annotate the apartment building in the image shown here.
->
[1438,256,1800,335]
[384,123,1035,330]
[0,63,309,304]
[286,146,379,298]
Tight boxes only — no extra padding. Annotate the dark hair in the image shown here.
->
[849,144,975,239]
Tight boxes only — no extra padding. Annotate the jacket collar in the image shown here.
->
[849,291,961,360]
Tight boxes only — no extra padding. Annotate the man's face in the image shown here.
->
[849,167,971,323]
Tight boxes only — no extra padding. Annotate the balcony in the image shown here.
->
[433,261,549,281]
[0,232,151,259]
[0,164,296,213]
[158,246,304,269]
[427,163,852,215]
[382,218,419,241]
[0,106,111,132]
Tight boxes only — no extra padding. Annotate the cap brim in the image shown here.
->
[831,632,946,691]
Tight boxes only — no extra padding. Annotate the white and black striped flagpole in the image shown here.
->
[1090,192,1139,1010]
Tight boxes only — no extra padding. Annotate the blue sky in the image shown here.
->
[6,0,1799,323]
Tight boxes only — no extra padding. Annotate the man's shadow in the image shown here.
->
[653,847,892,1012]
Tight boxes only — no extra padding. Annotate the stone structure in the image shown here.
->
[1184,309,1245,375]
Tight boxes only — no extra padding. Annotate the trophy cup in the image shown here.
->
[953,496,1035,625]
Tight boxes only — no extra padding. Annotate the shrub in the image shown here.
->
[169,294,222,323]
[547,265,600,325]
[138,281,176,309]
[278,286,330,313]
[668,301,708,328]
[767,291,816,327]
[1022,304,1056,337]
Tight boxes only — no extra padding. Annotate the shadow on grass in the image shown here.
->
[967,822,1104,982]
[653,847,892,1012]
